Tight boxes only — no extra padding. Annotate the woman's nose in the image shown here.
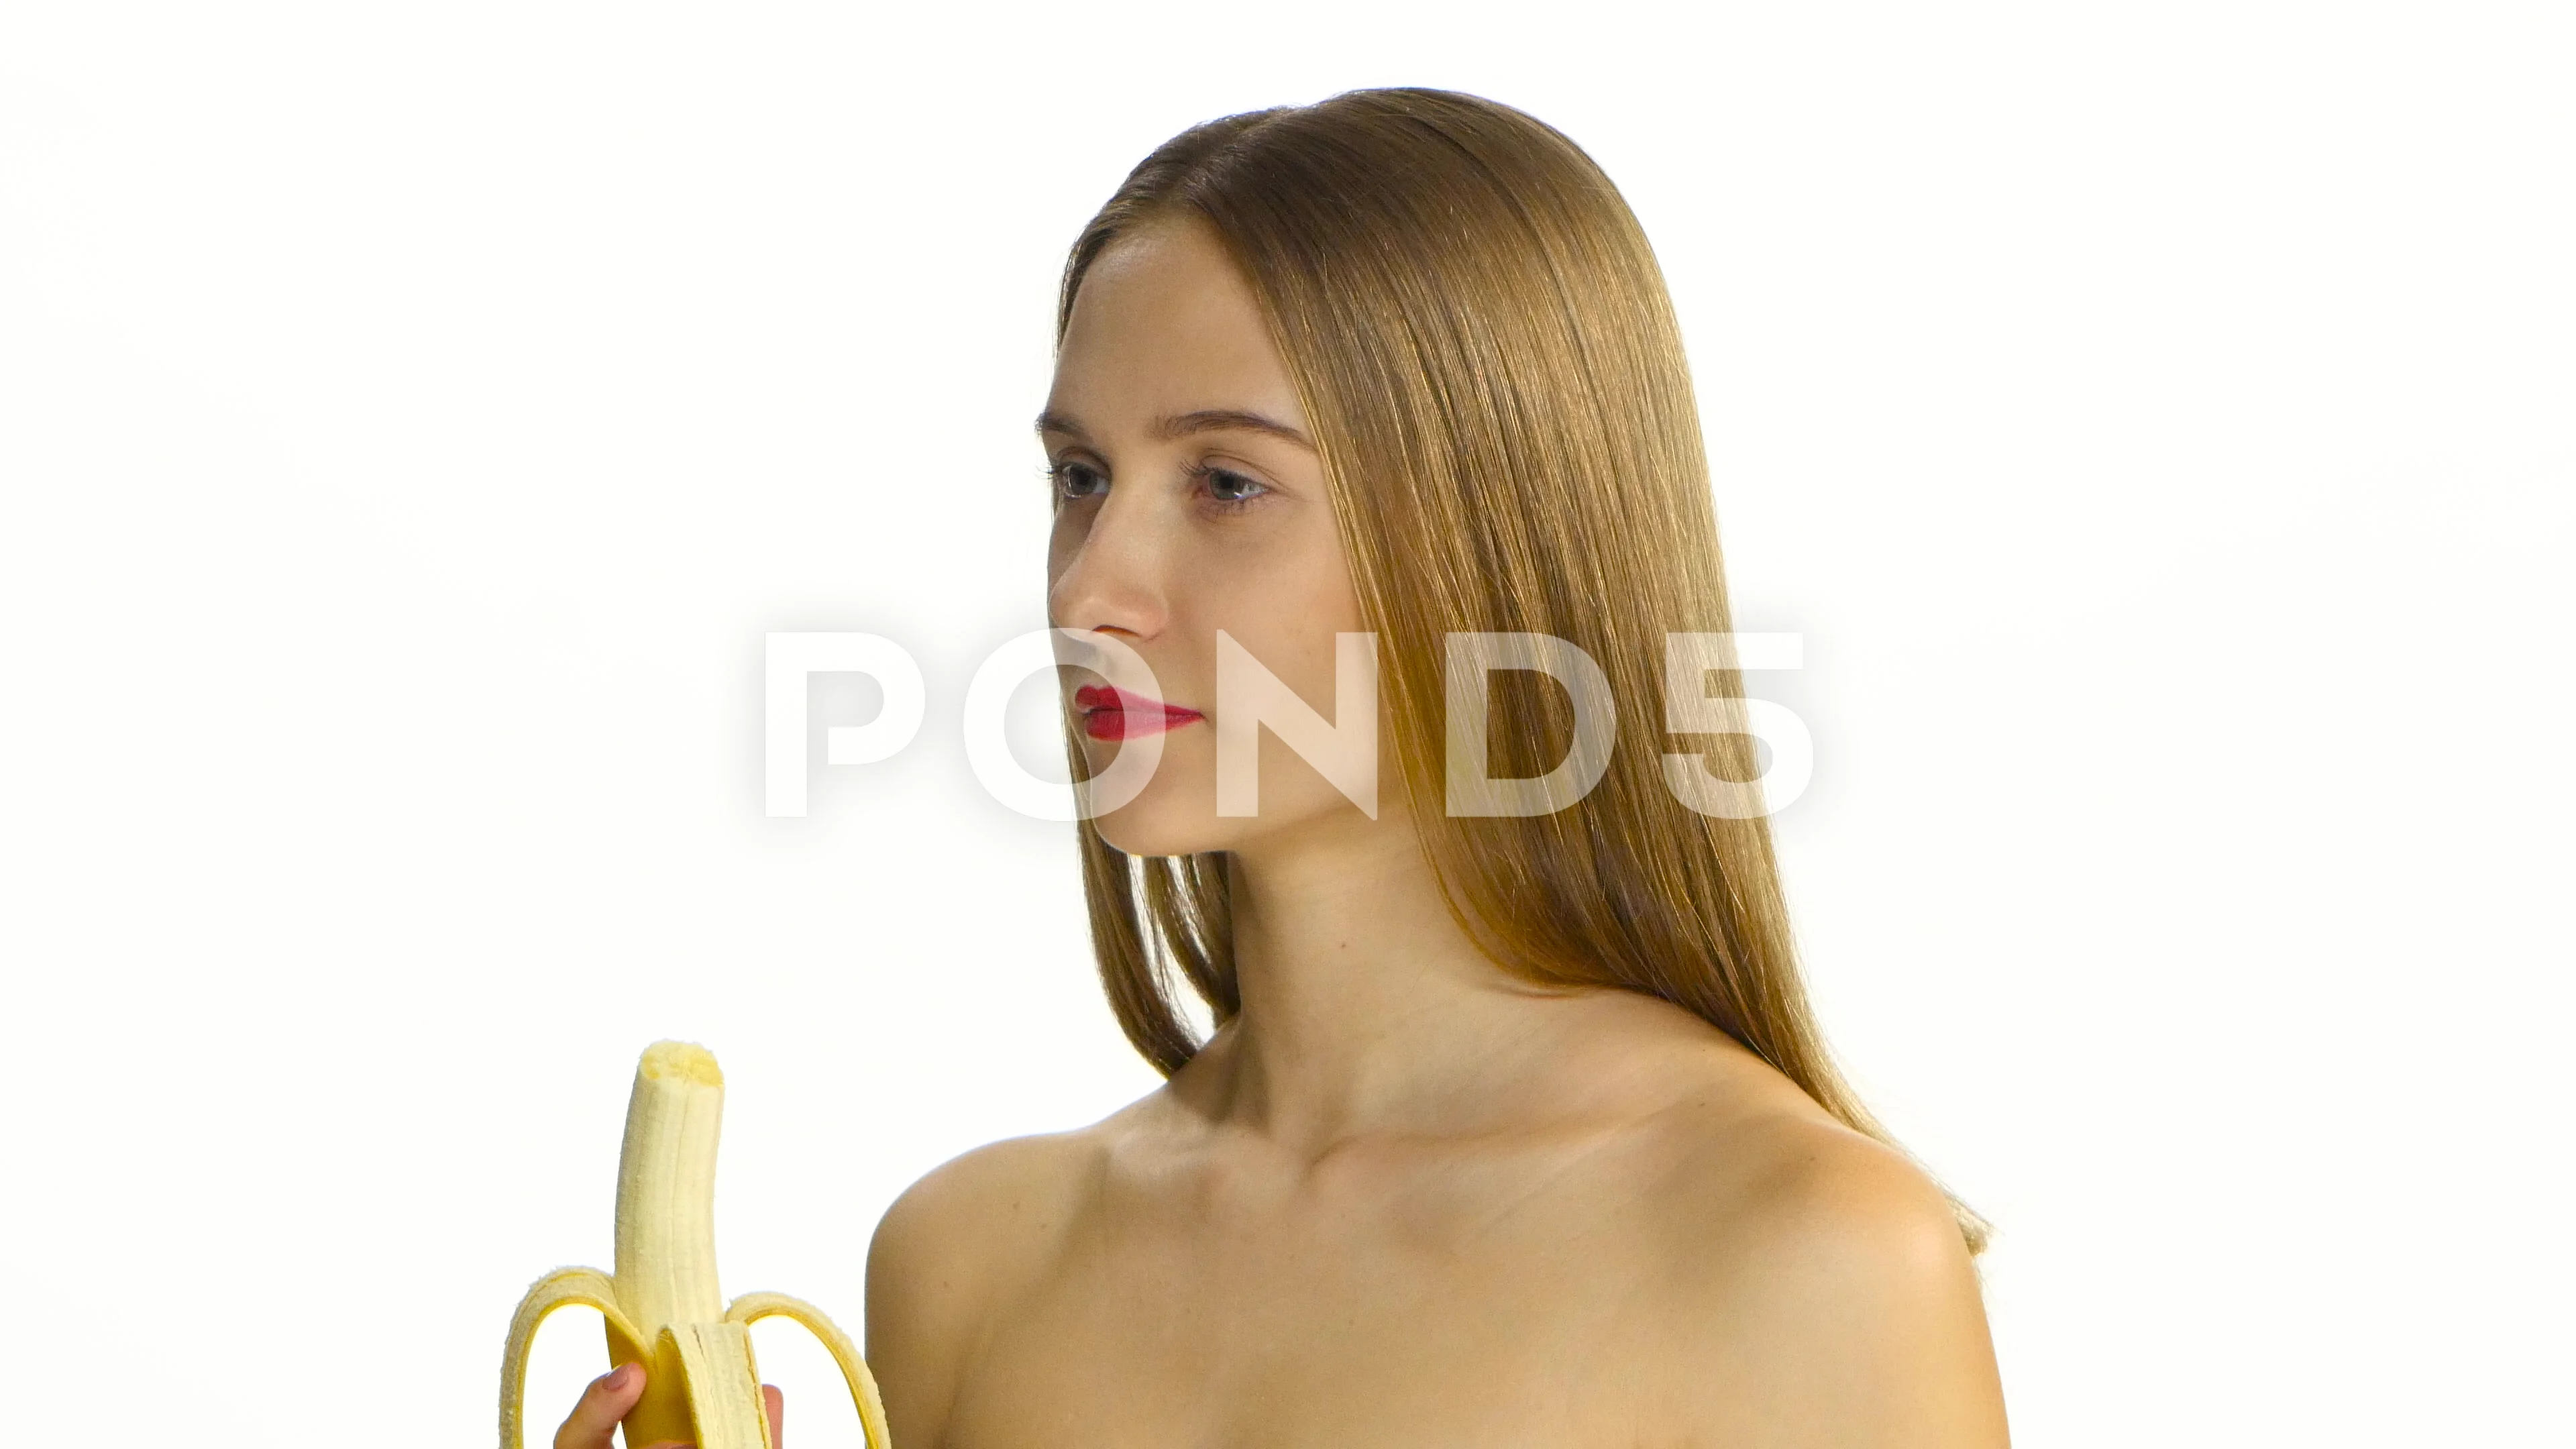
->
[1049,490,1170,640]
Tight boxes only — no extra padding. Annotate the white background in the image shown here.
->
[2,3,2568,1445]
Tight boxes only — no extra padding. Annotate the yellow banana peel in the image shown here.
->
[501,1041,890,1448]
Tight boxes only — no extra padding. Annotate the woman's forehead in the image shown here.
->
[1050,225,1304,433]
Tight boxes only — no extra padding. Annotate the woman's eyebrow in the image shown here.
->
[1034,409,1315,451]
[1151,409,1315,449]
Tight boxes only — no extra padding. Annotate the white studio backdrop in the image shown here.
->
[2,3,2568,1444]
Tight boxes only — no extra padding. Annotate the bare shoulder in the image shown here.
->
[1625,1045,2008,1445]
[1674,1089,1970,1284]
[867,1128,1091,1309]
[861,1106,1130,1444]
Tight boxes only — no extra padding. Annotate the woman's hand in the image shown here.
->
[553,1362,786,1449]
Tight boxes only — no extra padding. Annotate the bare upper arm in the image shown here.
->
[1659,1118,2008,1448]
[864,1133,1091,1448]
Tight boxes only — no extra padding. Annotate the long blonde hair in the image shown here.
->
[1059,89,1984,1251]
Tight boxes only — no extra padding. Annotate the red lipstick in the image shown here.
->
[1075,684,1203,741]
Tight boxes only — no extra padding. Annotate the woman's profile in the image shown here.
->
[560,86,2007,1448]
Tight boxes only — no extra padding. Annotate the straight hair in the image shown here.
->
[1058,88,1984,1252]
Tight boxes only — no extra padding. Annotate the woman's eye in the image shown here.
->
[1200,466,1270,507]
[1050,461,1108,502]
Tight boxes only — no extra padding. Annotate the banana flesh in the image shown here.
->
[502,1041,891,1448]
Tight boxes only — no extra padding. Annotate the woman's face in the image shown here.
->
[1042,220,1376,858]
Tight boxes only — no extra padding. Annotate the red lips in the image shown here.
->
[1074,684,1203,741]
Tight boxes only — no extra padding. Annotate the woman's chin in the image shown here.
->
[1087,798,1229,860]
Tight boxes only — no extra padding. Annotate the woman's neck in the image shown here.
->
[1179,804,1628,1157]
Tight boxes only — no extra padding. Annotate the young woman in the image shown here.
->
[561,87,2006,1448]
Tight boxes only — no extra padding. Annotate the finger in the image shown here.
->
[554,1362,647,1449]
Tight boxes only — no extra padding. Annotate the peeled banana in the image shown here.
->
[501,1041,890,1449]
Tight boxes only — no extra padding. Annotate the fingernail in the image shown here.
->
[604,1363,635,1393]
